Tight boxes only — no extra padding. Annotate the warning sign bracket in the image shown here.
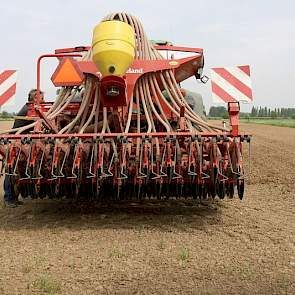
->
[51,57,85,87]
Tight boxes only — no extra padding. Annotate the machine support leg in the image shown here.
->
[228,102,240,136]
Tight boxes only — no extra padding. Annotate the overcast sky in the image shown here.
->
[0,0,294,112]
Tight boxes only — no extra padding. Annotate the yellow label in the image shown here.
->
[169,61,178,66]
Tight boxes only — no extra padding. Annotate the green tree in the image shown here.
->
[208,106,227,118]
[250,106,257,117]
[0,111,10,119]
[264,106,268,117]
[270,110,277,119]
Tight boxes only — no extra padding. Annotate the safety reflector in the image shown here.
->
[210,65,253,104]
[51,58,84,87]
[0,70,17,107]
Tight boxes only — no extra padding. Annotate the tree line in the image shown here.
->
[250,106,295,118]
[208,106,295,119]
[0,111,15,119]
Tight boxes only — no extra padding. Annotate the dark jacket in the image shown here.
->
[13,104,34,130]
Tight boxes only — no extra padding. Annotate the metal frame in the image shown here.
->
[0,44,250,201]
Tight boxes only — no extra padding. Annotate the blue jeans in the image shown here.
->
[4,175,14,204]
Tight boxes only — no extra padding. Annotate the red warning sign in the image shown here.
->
[51,58,84,87]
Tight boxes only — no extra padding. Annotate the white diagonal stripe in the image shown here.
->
[3,95,16,107]
[0,71,17,97]
[210,70,251,103]
[225,67,252,88]
[212,92,226,104]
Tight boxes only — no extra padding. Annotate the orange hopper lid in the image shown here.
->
[51,58,84,87]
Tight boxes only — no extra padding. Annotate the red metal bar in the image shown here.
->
[0,131,248,140]
[36,54,82,104]
[153,45,203,54]
[55,47,91,54]
[54,45,203,55]
[228,102,240,136]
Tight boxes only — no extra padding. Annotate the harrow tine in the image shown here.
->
[57,143,71,178]
[31,143,46,180]
[6,144,22,176]
[150,138,161,180]
[217,158,229,182]
[188,139,197,176]
[50,141,59,180]
[118,138,128,180]
[201,169,210,180]
[227,139,244,179]
[118,170,128,180]
[105,152,114,177]
[159,141,167,177]
[96,139,105,178]
[137,138,148,179]
[247,138,251,179]
[172,140,182,180]
[86,141,95,178]
[197,139,210,180]
[19,140,33,180]
[68,140,82,179]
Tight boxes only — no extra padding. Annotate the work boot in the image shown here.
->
[5,201,17,208]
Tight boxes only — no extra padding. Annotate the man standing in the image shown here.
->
[3,89,44,207]
[3,176,16,208]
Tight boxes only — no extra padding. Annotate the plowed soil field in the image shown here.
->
[0,122,294,294]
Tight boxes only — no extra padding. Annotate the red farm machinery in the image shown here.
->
[0,13,250,201]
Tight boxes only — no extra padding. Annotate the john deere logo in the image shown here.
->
[126,68,143,74]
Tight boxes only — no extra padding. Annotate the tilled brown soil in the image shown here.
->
[0,123,294,294]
